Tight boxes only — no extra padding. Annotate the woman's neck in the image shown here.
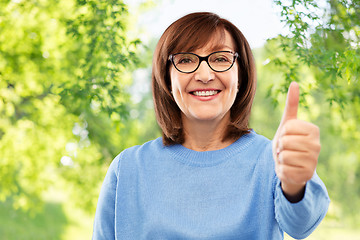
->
[181,114,235,152]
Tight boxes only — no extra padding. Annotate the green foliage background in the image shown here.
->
[0,0,155,214]
[0,0,359,239]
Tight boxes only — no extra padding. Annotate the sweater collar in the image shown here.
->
[164,131,256,167]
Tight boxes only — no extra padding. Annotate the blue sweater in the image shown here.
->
[93,131,330,239]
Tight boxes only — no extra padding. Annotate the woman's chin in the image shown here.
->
[185,112,229,123]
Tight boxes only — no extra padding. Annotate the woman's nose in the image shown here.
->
[195,61,214,83]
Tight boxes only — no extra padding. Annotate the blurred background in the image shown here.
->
[0,0,359,239]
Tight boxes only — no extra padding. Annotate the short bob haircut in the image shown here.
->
[152,12,256,146]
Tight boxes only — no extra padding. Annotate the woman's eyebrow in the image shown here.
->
[208,44,234,51]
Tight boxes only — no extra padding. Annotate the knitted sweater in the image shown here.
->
[92,131,330,239]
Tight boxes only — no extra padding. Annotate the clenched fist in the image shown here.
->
[272,82,321,202]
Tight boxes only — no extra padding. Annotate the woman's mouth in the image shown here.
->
[190,90,220,97]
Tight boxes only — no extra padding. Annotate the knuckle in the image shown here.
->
[288,119,298,126]
[304,152,317,166]
[281,135,289,147]
[283,120,296,132]
[304,151,312,160]
[306,137,321,153]
[281,121,293,135]
[279,151,290,164]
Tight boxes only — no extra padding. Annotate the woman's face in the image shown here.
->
[169,30,239,124]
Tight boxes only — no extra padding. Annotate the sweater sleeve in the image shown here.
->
[92,154,120,240]
[273,171,330,239]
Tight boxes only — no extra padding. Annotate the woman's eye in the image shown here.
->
[178,58,193,64]
[214,56,229,62]
[216,58,227,62]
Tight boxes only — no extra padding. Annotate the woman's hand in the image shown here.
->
[272,82,321,202]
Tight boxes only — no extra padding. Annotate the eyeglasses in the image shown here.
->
[169,51,238,73]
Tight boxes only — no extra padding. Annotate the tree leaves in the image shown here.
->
[269,0,360,109]
[0,0,148,213]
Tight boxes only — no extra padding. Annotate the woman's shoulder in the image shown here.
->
[244,130,272,147]
[112,137,164,164]
[124,137,164,154]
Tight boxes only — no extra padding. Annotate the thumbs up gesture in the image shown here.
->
[272,82,321,202]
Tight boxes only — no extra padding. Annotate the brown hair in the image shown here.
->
[152,12,256,145]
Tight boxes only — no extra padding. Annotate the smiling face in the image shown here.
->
[169,30,239,126]
[153,12,256,146]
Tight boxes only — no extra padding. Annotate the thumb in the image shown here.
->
[279,82,299,126]
[273,82,299,160]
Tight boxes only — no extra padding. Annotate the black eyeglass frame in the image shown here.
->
[168,51,239,74]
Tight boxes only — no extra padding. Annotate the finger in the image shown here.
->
[280,119,320,137]
[275,164,312,185]
[278,150,311,167]
[278,135,316,152]
[273,82,300,159]
[279,82,299,126]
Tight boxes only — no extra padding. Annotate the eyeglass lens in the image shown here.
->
[171,51,236,73]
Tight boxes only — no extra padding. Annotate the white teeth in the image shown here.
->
[192,90,219,96]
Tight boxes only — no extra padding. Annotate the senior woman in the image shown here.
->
[92,12,329,239]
